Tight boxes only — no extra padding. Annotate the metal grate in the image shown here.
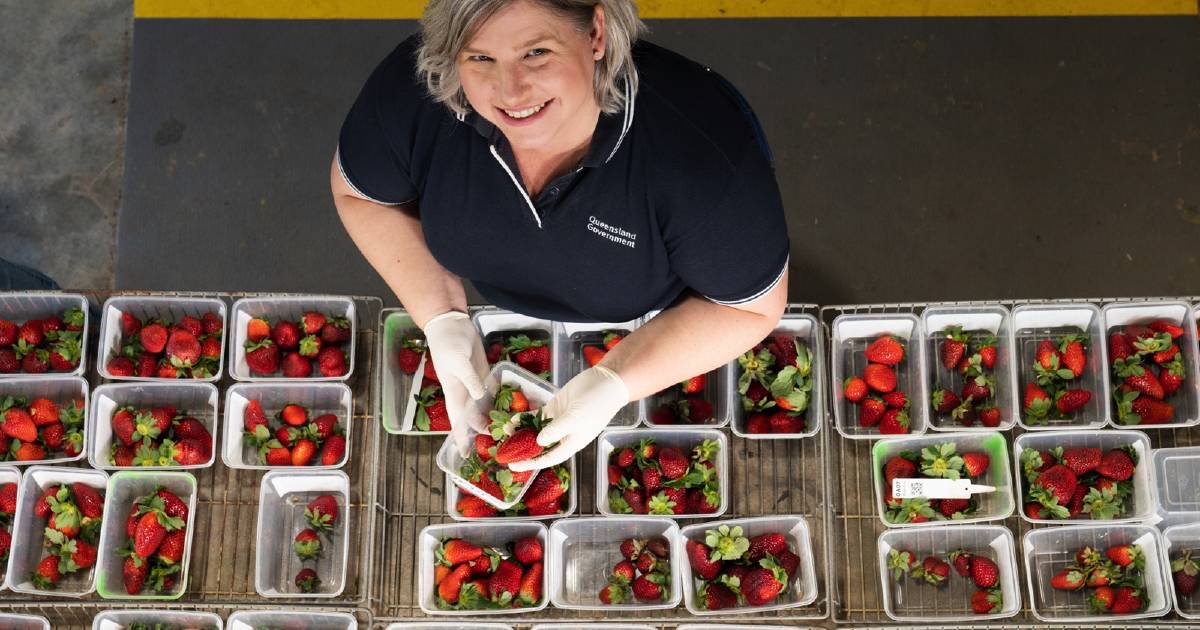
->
[822,298,1200,626]
[0,291,380,626]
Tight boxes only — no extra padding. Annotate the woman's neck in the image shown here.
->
[511,107,599,197]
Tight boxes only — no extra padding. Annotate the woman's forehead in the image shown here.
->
[467,1,580,50]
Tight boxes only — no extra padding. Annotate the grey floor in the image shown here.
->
[6,11,1200,305]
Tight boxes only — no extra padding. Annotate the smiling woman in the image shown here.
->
[332,0,790,471]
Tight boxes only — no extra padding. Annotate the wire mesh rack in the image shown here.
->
[0,291,380,628]
[822,298,1200,627]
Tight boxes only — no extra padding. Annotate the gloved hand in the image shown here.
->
[422,311,489,447]
[508,365,629,472]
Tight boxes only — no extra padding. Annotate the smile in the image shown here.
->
[499,99,551,122]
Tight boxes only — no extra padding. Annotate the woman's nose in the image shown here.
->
[496,61,531,105]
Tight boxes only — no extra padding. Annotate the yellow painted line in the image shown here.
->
[135,0,1197,19]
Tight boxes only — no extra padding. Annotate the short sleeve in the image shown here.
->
[667,140,790,305]
[336,43,420,205]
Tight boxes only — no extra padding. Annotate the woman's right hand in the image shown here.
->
[422,311,490,448]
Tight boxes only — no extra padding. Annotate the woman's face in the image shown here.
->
[458,0,605,153]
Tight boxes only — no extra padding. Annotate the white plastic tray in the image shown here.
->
[730,313,825,439]
[227,611,357,630]
[229,295,356,381]
[0,376,89,465]
[92,610,223,629]
[87,382,219,470]
[418,521,549,615]
[921,305,1018,432]
[1104,300,1200,429]
[0,465,22,591]
[96,295,227,382]
[594,428,729,519]
[0,291,89,379]
[548,516,682,611]
[1011,302,1109,430]
[830,313,928,439]
[255,469,351,598]
[473,307,557,383]
[222,382,352,469]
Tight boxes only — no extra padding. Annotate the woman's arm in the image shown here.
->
[330,157,467,327]
[599,269,789,401]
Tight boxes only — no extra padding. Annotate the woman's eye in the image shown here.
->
[469,55,493,62]
[527,48,548,58]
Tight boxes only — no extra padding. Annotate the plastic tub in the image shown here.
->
[88,382,219,470]
[0,376,89,465]
[0,614,49,630]
[871,432,1014,527]
[921,305,1017,432]
[229,295,356,381]
[679,515,818,615]
[436,362,557,511]
[94,471,198,599]
[1023,523,1170,622]
[1104,301,1200,428]
[1013,430,1155,525]
[1011,302,1109,429]
[730,313,825,439]
[473,307,557,382]
[92,610,223,629]
[0,292,89,379]
[388,624,513,630]
[418,521,549,615]
[878,524,1021,621]
[379,308,434,435]
[255,469,351,598]
[446,455,577,521]
[548,516,682,611]
[96,295,226,382]
[0,465,21,590]
[830,313,928,439]
[5,465,108,597]
[1152,446,1200,517]
[1164,522,1200,618]
[533,626,654,630]
[227,611,357,630]
[555,319,641,429]
[222,382,352,470]
[595,428,729,519]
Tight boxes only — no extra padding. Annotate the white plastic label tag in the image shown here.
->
[891,478,997,500]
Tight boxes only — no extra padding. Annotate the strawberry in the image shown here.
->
[743,560,788,605]
[863,363,896,393]
[49,337,81,372]
[884,456,917,482]
[40,423,64,450]
[680,374,706,394]
[280,404,308,426]
[1036,339,1061,371]
[509,391,530,413]
[0,348,19,373]
[949,550,973,577]
[635,550,659,573]
[962,452,990,478]
[438,538,483,565]
[657,446,689,480]
[272,321,301,350]
[134,511,168,558]
[977,405,1001,427]
[1123,368,1164,400]
[1088,585,1116,612]
[164,329,201,368]
[1173,549,1199,596]
[317,345,348,377]
[305,494,339,531]
[1060,447,1101,475]
[1150,319,1184,338]
[20,350,49,373]
[1055,389,1091,414]
[1153,342,1180,364]
[1131,395,1174,424]
[686,539,721,579]
[293,528,322,559]
[301,311,327,335]
[746,413,770,433]
[939,498,970,517]
[879,408,910,434]
[291,439,318,466]
[175,315,201,337]
[631,573,666,601]
[970,556,999,588]
[437,563,470,603]
[454,493,497,517]
[397,341,424,374]
[29,398,58,426]
[930,388,960,413]
[155,488,187,519]
[139,323,168,354]
[978,343,997,369]
[71,483,103,519]
[858,397,888,429]
[1111,586,1143,614]
[200,311,222,334]
[0,319,15,347]
[971,589,1002,614]
[513,536,543,565]
[1032,464,1077,511]
[281,352,312,378]
[1106,544,1142,568]
[0,529,11,562]
[13,441,46,461]
[916,556,950,585]
[1096,449,1135,480]
[244,340,280,374]
[603,331,623,349]
[155,528,186,564]
[768,410,802,433]
[33,554,61,589]
[864,335,904,365]
[122,555,148,594]
[598,583,627,604]
[1060,338,1087,377]
[525,467,569,506]
[295,567,321,593]
[488,559,523,603]
[518,561,543,605]
[843,376,868,403]
[163,438,210,466]
[508,337,550,375]
[1023,382,1052,420]
[1,407,37,442]
[940,327,969,370]
[320,317,352,345]
[495,428,542,465]
[111,411,139,448]
[582,345,607,367]
[699,581,738,610]
[1109,331,1134,364]
[882,391,907,409]
[320,434,346,465]
[173,417,211,443]
[199,334,222,360]
[747,532,787,562]
[246,317,271,342]
[0,482,15,514]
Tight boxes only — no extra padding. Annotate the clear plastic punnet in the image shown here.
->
[594,428,729,519]
[0,291,90,379]
[446,455,577,521]
[227,610,356,630]
[730,312,825,439]
[1011,302,1109,430]
[88,381,219,470]
[473,307,557,383]
[830,313,928,439]
[921,304,1018,432]
[877,524,1021,621]
[554,318,641,428]
[96,295,227,382]
[92,610,223,629]
[229,295,356,381]
[1023,523,1170,622]
[1164,521,1200,619]
[0,376,89,465]
[418,521,549,615]
[222,381,352,469]
[0,465,21,591]
[380,308,433,434]
[255,470,351,598]
[547,516,682,611]
[1152,446,1200,522]
[1103,300,1200,429]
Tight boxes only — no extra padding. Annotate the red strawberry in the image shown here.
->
[320,434,346,465]
[201,311,222,334]
[879,408,910,434]
[134,511,168,558]
[0,319,16,347]
[0,483,15,514]
[746,413,770,433]
[513,344,551,375]
[1,408,38,442]
[962,452,990,478]
[280,404,308,427]
[621,486,647,514]
[769,410,802,433]
[13,441,46,461]
[1032,464,1077,511]
[940,498,970,517]
[28,398,58,426]
[71,483,104,519]
[488,559,523,602]
[882,391,907,409]
[863,363,896,393]
[977,405,1001,427]
[859,397,887,427]
[165,329,201,368]
[140,322,168,353]
[1173,549,1199,596]
[291,439,318,466]
[272,321,301,350]
[164,438,210,466]
[743,562,788,605]
[1106,544,1141,568]
[680,374,706,394]
[301,311,327,335]
[699,582,738,610]
[1150,319,1184,338]
[598,583,627,604]
[397,343,423,374]
[1109,332,1134,364]
[305,494,339,531]
[582,345,607,367]
[243,399,268,432]
[1110,586,1143,614]
[320,318,352,345]
[864,335,905,365]
[931,388,960,413]
[17,349,48,373]
[1023,382,1052,420]
[40,423,64,450]
[917,556,951,585]
[456,494,498,517]
[156,528,186,564]
[978,344,997,369]
[33,554,61,589]
[525,467,569,506]
[262,443,291,466]
[686,539,721,580]
[1060,339,1086,377]
[244,340,280,375]
[950,550,973,577]
[843,376,868,403]
[747,532,787,562]
[437,563,470,603]
[317,345,348,377]
[0,348,19,373]
[156,488,188,519]
[970,556,999,588]
[295,567,321,593]
[438,538,483,565]
[941,328,968,370]
[1124,369,1164,400]
[884,456,917,483]
[513,536,543,565]
[494,428,541,465]
[971,589,1002,614]
[1096,449,1135,480]
[293,528,322,560]
[631,573,666,601]
[1036,339,1061,371]
[281,352,312,378]
[657,446,689,480]
[1131,396,1174,424]
[246,317,271,343]
[518,561,543,605]
[1153,342,1180,364]
[1055,389,1091,414]
[1060,447,1101,475]
[121,555,148,594]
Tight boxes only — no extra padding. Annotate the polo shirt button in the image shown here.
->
[549,187,559,195]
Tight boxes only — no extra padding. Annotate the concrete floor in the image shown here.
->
[0,1,131,291]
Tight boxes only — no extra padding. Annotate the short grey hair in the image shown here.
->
[416,0,645,116]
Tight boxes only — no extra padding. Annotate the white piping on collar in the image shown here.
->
[335,147,408,206]
[489,144,542,229]
[604,80,635,164]
[707,256,789,306]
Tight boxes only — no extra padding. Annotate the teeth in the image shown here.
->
[505,103,544,119]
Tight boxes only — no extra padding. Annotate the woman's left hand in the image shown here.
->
[508,366,629,472]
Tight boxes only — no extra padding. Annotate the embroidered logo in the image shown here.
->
[587,215,637,249]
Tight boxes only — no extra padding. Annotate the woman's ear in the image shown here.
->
[590,4,607,60]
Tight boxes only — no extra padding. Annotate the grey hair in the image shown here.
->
[416,0,645,116]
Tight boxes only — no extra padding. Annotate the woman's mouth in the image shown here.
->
[499,99,551,124]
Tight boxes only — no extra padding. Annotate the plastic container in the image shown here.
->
[229,295,356,381]
[418,521,549,615]
[92,610,223,629]
[871,432,1014,527]
[730,313,825,439]
[921,305,1018,432]
[94,471,198,599]
[88,382,219,470]
[594,428,729,519]
[1152,446,1200,517]
[0,376,89,465]
[446,455,577,521]
[679,515,818,615]
[96,295,227,382]
[877,524,1021,621]
[548,516,682,610]
[830,313,928,439]
[0,465,21,591]
[0,292,89,379]
[555,319,641,428]
[379,308,434,435]
[255,469,351,598]
[227,611,357,630]
[473,307,557,383]
[533,626,653,630]
[1104,300,1200,429]
[436,362,557,511]
[1164,521,1200,618]
[388,624,513,630]
[1013,430,1155,525]
[0,614,49,630]
[222,382,352,469]
[1023,523,1170,622]
[5,465,108,597]
[1011,302,1109,429]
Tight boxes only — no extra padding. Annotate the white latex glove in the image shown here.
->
[508,366,629,472]
[423,312,489,446]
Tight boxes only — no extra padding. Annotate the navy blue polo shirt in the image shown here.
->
[337,35,789,323]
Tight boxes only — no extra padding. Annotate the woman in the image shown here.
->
[333,0,789,470]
